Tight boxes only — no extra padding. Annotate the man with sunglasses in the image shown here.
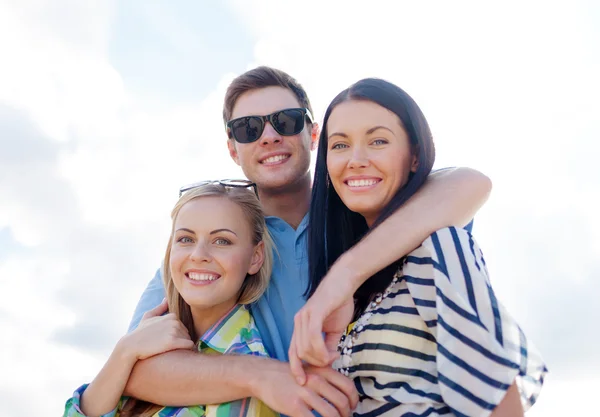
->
[124,66,492,417]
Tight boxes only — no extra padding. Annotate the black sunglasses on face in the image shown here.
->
[179,179,258,198]
[226,107,313,144]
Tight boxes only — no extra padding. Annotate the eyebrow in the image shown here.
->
[366,125,394,135]
[175,228,195,234]
[328,131,348,139]
[175,228,237,237]
[328,125,394,139]
[210,228,237,236]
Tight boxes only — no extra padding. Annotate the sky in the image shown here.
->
[0,0,598,415]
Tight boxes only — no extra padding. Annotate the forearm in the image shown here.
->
[490,382,524,417]
[124,349,274,406]
[80,342,136,416]
[337,167,492,291]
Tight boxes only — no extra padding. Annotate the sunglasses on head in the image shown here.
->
[226,107,313,144]
[179,179,258,198]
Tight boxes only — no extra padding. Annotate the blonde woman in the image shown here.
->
[63,182,278,417]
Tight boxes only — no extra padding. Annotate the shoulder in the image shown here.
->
[230,305,271,358]
[410,226,476,256]
[423,226,474,250]
[406,226,485,278]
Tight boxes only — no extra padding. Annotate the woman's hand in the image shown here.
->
[118,298,195,362]
[79,299,193,417]
[288,270,355,385]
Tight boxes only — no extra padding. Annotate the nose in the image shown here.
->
[348,147,369,169]
[190,241,212,263]
[260,122,282,146]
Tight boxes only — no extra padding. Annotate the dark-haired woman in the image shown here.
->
[289,78,546,416]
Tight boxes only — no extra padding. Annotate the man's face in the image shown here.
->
[227,86,317,192]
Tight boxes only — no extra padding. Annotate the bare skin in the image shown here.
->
[125,85,492,417]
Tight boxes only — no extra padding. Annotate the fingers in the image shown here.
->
[289,403,314,417]
[159,321,195,355]
[155,321,195,356]
[305,373,350,417]
[307,310,330,365]
[295,307,329,368]
[313,367,359,410]
[299,387,339,417]
[298,312,315,364]
[172,337,195,351]
[141,298,168,321]
[324,332,343,365]
[174,320,191,340]
[288,336,306,385]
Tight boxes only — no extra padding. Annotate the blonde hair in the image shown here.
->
[164,183,273,341]
[121,183,273,417]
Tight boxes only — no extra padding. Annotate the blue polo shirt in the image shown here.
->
[128,214,310,360]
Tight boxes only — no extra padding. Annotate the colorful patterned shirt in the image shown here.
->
[63,304,278,417]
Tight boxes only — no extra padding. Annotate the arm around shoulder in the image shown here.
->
[338,166,492,292]
[124,349,273,406]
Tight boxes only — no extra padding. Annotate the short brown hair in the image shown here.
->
[222,66,313,124]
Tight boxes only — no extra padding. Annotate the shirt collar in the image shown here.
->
[197,304,252,354]
[265,213,309,234]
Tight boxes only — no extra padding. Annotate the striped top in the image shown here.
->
[333,227,547,417]
[63,304,278,417]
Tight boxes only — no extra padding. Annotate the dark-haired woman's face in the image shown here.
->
[326,100,417,226]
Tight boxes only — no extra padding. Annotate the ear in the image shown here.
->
[247,241,265,276]
[310,123,320,151]
[227,139,241,165]
[410,154,419,173]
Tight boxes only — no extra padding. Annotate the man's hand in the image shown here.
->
[289,271,355,385]
[252,361,358,417]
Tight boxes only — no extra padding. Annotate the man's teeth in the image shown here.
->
[188,272,219,281]
[347,179,379,187]
[262,154,289,164]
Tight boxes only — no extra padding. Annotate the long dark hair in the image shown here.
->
[306,78,435,316]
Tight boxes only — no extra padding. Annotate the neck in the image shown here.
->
[190,300,237,340]
[363,210,381,229]
[258,173,312,229]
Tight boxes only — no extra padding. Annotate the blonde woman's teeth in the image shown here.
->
[187,272,219,281]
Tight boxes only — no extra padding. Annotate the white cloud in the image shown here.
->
[526,374,599,417]
[0,0,597,416]
[0,2,241,415]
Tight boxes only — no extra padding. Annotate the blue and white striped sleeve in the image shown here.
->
[406,226,547,417]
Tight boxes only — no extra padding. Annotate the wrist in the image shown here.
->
[245,357,280,398]
[327,252,365,295]
[114,335,140,366]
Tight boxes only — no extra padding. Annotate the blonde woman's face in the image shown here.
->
[169,196,263,318]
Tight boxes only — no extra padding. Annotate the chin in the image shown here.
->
[342,198,379,214]
[345,203,383,223]
[179,293,210,309]
[349,205,380,217]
